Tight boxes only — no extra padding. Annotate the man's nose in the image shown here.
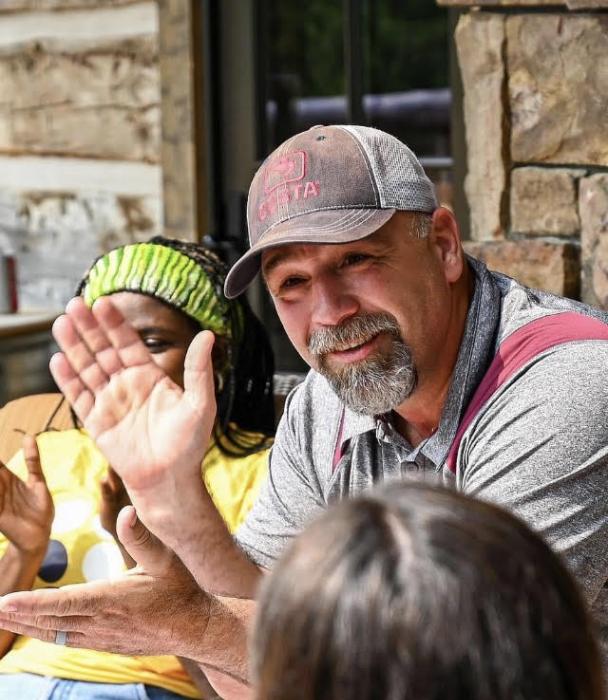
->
[310,274,359,328]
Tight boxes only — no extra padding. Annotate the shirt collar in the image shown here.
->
[341,406,376,444]
[420,256,501,466]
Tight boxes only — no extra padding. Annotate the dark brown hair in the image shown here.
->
[253,483,604,700]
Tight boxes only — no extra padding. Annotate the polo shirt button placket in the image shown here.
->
[397,454,419,473]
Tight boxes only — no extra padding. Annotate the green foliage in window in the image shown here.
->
[266,0,448,98]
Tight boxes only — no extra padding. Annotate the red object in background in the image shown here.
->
[0,255,18,313]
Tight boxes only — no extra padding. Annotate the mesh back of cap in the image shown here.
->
[339,125,437,212]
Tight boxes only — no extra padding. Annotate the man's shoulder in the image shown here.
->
[453,272,608,471]
[479,338,608,436]
[491,270,608,342]
[492,306,608,406]
[516,339,608,388]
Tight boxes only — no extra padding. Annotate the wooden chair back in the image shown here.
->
[0,393,73,464]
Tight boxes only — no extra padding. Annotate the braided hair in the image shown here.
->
[76,235,275,457]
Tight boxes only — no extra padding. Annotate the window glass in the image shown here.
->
[259,0,451,207]
[262,0,346,152]
[362,0,452,207]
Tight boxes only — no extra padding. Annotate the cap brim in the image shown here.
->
[224,208,396,298]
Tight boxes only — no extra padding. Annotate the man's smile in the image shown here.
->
[324,333,383,365]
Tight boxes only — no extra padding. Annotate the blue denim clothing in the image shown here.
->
[0,673,190,700]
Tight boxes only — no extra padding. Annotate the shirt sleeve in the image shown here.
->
[458,341,608,603]
[235,378,329,569]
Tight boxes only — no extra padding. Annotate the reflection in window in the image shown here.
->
[363,0,452,208]
[262,0,346,150]
[258,0,452,208]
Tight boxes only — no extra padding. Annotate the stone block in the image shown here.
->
[455,13,508,241]
[0,188,161,309]
[566,0,608,6]
[510,167,586,236]
[0,35,160,162]
[464,239,580,298]
[508,15,608,166]
[438,1,559,5]
[580,174,608,309]
[437,0,608,6]
[0,1,139,11]
[158,0,200,239]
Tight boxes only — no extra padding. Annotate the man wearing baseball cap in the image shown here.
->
[227,124,608,591]
[1,126,607,697]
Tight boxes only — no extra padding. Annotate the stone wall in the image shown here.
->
[438,0,608,307]
[0,0,162,310]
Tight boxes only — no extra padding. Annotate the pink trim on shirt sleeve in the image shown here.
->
[446,312,608,473]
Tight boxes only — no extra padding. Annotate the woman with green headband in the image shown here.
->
[0,237,275,700]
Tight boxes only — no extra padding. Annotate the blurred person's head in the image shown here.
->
[253,483,604,700]
[77,236,275,456]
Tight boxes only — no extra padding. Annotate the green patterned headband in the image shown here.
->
[82,242,235,339]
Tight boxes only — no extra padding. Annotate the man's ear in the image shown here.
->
[429,207,463,283]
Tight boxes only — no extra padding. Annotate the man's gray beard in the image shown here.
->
[308,313,417,416]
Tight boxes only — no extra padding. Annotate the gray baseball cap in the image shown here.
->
[224,124,438,298]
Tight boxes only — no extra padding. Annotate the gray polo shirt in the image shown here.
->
[237,257,608,658]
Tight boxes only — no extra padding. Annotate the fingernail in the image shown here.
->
[128,507,138,528]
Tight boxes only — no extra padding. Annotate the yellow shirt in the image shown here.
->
[0,429,269,698]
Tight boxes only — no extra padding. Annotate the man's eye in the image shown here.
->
[342,253,370,267]
[281,276,305,290]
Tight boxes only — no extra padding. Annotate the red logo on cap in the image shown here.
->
[257,150,321,222]
[264,151,306,194]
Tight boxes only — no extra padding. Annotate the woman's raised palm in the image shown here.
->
[88,366,213,492]
[50,297,217,526]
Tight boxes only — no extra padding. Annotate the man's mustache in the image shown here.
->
[308,313,402,356]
